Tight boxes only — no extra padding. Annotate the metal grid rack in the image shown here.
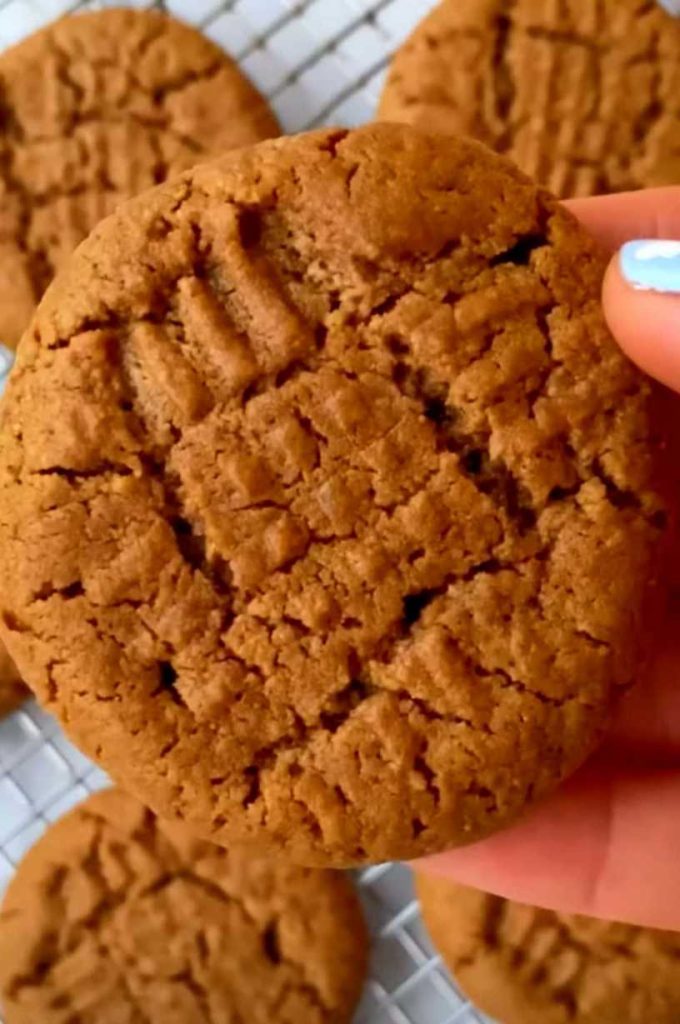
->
[0,2,495,1021]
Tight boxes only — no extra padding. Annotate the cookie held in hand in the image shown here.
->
[0,124,669,865]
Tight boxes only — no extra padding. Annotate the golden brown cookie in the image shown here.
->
[0,788,368,1024]
[0,124,670,866]
[379,0,680,198]
[0,7,279,349]
[417,875,680,1024]
[0,644,28,718]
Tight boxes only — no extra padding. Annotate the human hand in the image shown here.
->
[419,187,680,931]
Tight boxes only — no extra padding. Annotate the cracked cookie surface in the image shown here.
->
[0,788,368,1024]
[417,875,680,1024]
[379,0,680,198]
[0,124,669,866]
[0,7,279,349]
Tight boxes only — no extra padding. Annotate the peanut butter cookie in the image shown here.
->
[0,7,279,349]
[418,875,680,1024]
[379,0,680,197]
[0,125,669,865]
[0,788,368,1024]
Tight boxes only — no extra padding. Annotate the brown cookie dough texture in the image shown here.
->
[417,875,680,1024]
[0,644,28,718]
[379,0,680,198]
[0,124,668,866]
[0,8,279,349]
[0,788,368,1024]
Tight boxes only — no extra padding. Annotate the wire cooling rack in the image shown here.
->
[0,2,496,1022]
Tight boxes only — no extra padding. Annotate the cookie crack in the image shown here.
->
[145,870,332,1016]
[5,821,123,998]
[33,462,134,480]
[153,462,234,601]
[0,125,49,302]
[393,357,539,533]
[482,903,658,1015]
[392,688,493,733]
[524,25,603,53]
[492,1,516,131]
[630,26,663,148]
[168,967,215,1024]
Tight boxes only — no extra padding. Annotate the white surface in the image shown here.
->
[0,2,496,1021]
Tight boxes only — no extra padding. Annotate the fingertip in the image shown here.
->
[415,771,611,914]
[603,252,680,394]
[415,769,680,930]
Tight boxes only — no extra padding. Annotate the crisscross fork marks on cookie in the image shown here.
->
[0,125,668,865]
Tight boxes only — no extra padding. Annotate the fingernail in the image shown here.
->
[657,0,680,14]
[620,240,680,294]
[0,346,12,396]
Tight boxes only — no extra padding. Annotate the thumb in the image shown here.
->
[604,241,680,392]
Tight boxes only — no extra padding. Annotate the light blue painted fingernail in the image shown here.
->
[620,240,680,294]
[657,0,680,15]
[0,345,12,396]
